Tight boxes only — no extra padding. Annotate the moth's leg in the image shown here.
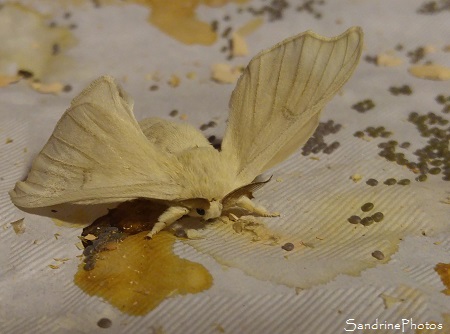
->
[235,195,280,217]
[146,206,189,238]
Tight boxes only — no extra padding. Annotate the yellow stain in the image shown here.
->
[74,231,213,315]
[435,263,450,295]
[130,0,248,45]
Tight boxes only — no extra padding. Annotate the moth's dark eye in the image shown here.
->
[196,208,206,216]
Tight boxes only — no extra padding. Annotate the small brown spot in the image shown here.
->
[388,85,413,96]
[371,212,384,222]
[17,70,33,79]
[429,167,441,175]
[352,99,375,113]
[281,242,294,251]
[63,84,72,92]
[372,250,385,260]
[347,215,361,224]
[52,43,60,55]
[415,174,427,182]
[97,318,112,328]
[366,178,378,186]
[221,27,232,38]
[353,131,365,138]
[384,178,397,185]
[211,20,219,32]
[360,217,374,226]
[361,203,374,212]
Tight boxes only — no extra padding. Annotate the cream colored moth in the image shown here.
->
[10,27,363,238]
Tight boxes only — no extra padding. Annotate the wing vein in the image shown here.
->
[40,151,86,169]
[31,166,73,179]
[51,133,103,165]
[252,57,262,124]
[304,40,335,113]
[301,40,326,113]
[269,43,288,121]
[284,38,305,114]
[65,106,120,155]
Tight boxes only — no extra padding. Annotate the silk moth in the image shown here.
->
[10,27,363,237]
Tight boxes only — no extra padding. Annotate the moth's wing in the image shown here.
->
[10,76,186,208]
[70,75,135,111]
[221,27,363,184]
[139,117,212,153]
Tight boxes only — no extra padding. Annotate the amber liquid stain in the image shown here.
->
[130,0,248,45]
[74,231,213,316]
[435,263,450,295]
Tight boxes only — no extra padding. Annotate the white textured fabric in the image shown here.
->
[1,1,449,333]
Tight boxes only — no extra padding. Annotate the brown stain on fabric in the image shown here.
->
[74,231,212,315]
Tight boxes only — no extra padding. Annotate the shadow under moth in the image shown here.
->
[10,27,363,238]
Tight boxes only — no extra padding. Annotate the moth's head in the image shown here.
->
[182,199,223,221]
[179,178,272,220]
